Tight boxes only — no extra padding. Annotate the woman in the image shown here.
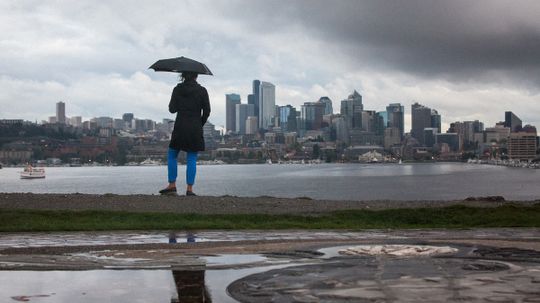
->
[159,71,210,196]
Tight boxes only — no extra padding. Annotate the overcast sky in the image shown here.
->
[1,0,539,132]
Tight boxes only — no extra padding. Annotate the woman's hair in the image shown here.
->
[181,72,198,82]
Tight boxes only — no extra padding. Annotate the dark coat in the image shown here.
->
[168,80,211,152]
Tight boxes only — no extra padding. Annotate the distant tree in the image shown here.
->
[312,144,320,159]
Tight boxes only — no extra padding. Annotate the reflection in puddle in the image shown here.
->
[0,255,305,303]
[0,270,213,303]
[0,270,176,302]
[202,254,267,266]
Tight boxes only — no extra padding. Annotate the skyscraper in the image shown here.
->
[301,102,325,131]
[236,103,255,135]
[386,103,404,139]
[504,111,522,132]
[318,96,333,115]
[56,101,66,124]
[252,80,261,121]
[259,81,275,129]
[340,90,363,130]
[225,94,241,133]
[411,102,440,145]
[278,105,298,132]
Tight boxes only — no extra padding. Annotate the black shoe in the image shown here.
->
[186,191,197,196]
[159,187,177,195]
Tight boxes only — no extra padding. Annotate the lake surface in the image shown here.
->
[1,163,539,201]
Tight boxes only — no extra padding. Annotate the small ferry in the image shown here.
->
[20,165,46,179]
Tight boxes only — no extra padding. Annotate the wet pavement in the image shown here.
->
[1,228,540,302]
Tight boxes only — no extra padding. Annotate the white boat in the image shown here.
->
[139,158,163,166]
[20,166,46,179]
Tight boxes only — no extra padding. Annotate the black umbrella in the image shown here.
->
[148,56,213,75]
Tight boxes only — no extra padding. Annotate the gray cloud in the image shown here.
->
[0,0,539,129]
[219,0,540,90]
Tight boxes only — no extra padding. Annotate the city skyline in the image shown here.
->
[1,1,539,131]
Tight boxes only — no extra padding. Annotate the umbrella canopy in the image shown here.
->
[149,56,213,75]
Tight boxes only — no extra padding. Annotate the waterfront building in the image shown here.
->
[508,127,537,161]
[235,103,255,135]
[225,94,241,133]
[384,127,401,150]
[386,103,405,139]
[259,81,276,129]
[504,111,523,132]
[284,132,297,145]
[436,133,460,152]
[340,90,363,130]
[56,101,66,124]
[423,128,438,148]
[264,132,276,144]
[245,116,258,135]
[483,125,511,144]
[318,96,333,115]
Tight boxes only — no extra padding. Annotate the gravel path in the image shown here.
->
[1,193,536,215]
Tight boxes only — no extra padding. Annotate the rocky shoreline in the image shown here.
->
[1,193,537,215]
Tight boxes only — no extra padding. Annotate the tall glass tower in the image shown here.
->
[225,94,241,133]
[259,82,275,129]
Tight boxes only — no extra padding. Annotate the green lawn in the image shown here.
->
[1,204,539,232]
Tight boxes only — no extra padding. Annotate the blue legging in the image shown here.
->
[167,148,198,185]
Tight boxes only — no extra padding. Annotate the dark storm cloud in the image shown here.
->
[220,0,540,88]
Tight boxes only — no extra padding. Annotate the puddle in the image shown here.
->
[0,270,176,302]
[202,254,267,267]
[0,252,304,303]
[206,263,302,303]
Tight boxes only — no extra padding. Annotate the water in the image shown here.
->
[1,163,540,200]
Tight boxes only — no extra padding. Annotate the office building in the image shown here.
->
[340,90,363,130]
[69,116,82,128]
[278,105,298,132]
[386,103,405,138]
[384,127,401,149]
[56,101,66,124]
[508,126,537,161]
[235,103,255,135]
[505,111,522,132]
[411,102,440,145]
[436,133,460,152]
[252,80,261,120]
[225,94,241,133]
[301,102,325,131]
[245,116,258,135]
[318,97,333,115]
[259,81,275,129]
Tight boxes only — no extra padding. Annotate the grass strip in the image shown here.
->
[1,204,539,232]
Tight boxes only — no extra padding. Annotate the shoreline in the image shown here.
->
[1,192,538,215]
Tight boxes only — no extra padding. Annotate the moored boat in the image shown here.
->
[20,165,46,179]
